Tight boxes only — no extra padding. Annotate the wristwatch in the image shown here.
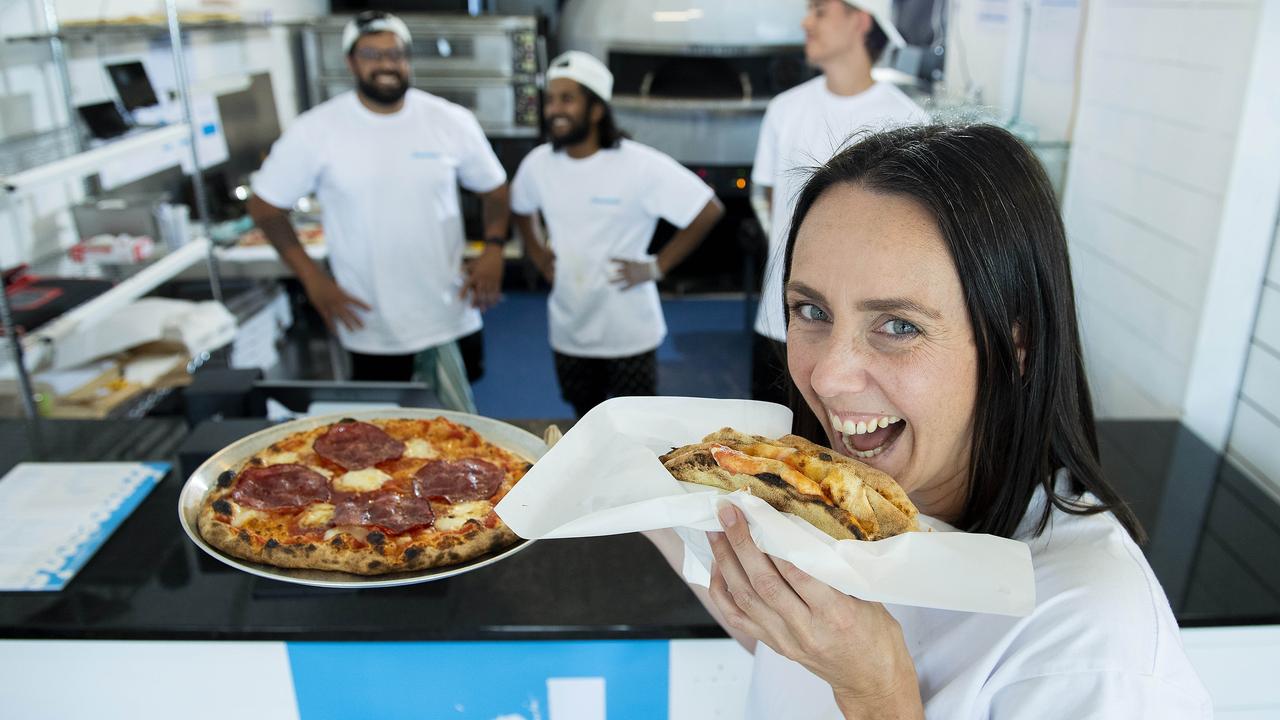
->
[483,236,507,246]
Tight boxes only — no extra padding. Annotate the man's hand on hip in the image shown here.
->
[609,256,662,290]
[303,275,371,332]
[462,245,504,311]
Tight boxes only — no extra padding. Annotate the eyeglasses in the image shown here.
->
[353,47,409,63]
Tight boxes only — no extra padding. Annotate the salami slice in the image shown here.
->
[230,464,331,510]
[333,491,435,534]
[413,458,504,502]
[313,421,405,470]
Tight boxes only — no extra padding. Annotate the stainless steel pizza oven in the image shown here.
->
[560,0,811,198]
[299,14,544,138]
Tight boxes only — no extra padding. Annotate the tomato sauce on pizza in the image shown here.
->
[197,417,532,575]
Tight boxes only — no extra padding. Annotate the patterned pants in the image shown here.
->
[553,349,657,418]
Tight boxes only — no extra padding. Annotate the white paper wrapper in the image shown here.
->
[495,396,1035,616]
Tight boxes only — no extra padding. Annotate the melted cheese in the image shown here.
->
[403,438,438,459]
[333,467,392,493]
[433,500,491,532]
[297,502,335,528]
[259,450,300,465]
[323,525,370,544]
[230,503,267,528]
[710,445,826,498]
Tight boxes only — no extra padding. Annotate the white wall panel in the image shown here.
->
[1070,206,1207,311]
[1072,247,1199,362]
[1240,343,1280,417]
[1181,0,1280,449]
[1269,237,1280,285]
[940,0,1083,143]
[1227,211,1280,491]
[1254,286,1280,353]
[1063,0,1266,423]
[1082,350,1174,418]
[1072,99,1236,200]
[1068,147,1223,255]
[1228,400,1280,497]
[1077,296,1185,417]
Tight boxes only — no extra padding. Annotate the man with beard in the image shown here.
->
[510,51,723,418]
[749,0,928,404]
[249,11,508,399]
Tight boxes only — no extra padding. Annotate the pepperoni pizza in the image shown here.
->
[197,416,532,575]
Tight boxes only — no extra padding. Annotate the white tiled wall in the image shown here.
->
[1062,0,1264,419]
[940,0,1083,143]
[1227,217,1280,497]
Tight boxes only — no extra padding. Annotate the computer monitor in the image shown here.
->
[107,61,160,111]
[77,101,130,139]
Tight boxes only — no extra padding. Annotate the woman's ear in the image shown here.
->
[1013,323,1027,376]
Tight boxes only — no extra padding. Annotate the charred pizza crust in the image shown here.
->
[662,427,919,541]
[198,417,530,576]
[197,505,518,575]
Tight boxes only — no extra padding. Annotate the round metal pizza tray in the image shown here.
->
[178,408,546,589]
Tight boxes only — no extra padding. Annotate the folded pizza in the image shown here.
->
[661,428,920,541]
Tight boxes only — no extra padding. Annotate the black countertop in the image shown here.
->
[1,417,1278,640]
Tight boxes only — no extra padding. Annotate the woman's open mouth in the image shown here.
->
[827,413,907,460]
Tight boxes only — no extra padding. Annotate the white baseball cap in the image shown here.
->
[840,0,907,49]
[547,50,614,102]
[342,11,412,55]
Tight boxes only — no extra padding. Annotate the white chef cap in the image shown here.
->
[547,50,614,102]
[342,11,412,55]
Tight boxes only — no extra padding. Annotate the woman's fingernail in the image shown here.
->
[718,504,737,528]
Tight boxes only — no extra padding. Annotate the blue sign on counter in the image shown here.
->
[288,640,669,719]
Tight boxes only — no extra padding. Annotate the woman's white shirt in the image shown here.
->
[745,472,1213,719]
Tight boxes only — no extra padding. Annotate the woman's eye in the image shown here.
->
[878,318,920,338]
[793,303,830,323]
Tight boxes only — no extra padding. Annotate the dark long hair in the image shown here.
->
[584,87,626,150]
[781,124,1144,542]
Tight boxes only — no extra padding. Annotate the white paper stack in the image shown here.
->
[0,462,169,591]
[496,397,1035,616]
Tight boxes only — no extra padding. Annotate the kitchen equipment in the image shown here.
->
[560,0,811,198]
[297,14,544,138]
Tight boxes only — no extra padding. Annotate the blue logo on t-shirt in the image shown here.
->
[589,196,622,206]
[411,150,441,159]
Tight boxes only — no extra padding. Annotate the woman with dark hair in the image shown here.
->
[644,124,1210,718]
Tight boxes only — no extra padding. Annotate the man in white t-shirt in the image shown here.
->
[510,52,724,418]
[248,11,510,387]
[750,0,929,403]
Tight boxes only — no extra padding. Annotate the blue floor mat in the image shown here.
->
[471,292,753,419]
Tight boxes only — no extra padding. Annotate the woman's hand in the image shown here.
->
[707,504,924,720]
